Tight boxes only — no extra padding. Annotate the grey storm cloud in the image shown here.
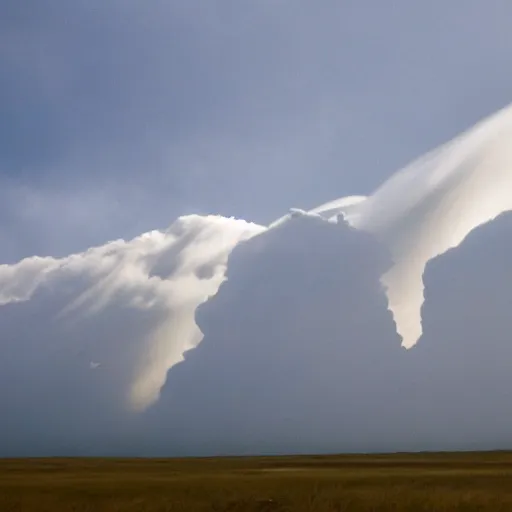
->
[2,103,512,455]
[3,2,512,456]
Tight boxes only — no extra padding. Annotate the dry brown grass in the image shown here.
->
[2,452,512,511]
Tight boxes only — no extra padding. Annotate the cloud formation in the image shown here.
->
[0,215,263,418]
[406,211,512,450]
[146,213,404,456]
[313,103,512,347]
[2,103,512,455]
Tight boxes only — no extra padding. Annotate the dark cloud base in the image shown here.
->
[2,213,512,456]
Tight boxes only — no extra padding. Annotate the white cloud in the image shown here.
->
[312,103,512,348]
[0,214,264,413]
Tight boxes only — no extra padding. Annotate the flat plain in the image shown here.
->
[2,451,512,511]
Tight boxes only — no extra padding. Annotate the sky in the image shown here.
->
[3,2,512,456]
[2,0,512,262]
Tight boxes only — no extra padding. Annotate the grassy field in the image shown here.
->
[2,452,512,511]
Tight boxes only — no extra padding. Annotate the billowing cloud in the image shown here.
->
[145,213,404,456]
[365,103,512,347]
[0,215,263,424]
[2,103,512,455]
[313,103,512,348]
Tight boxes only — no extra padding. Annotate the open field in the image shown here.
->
[2,452,512,511]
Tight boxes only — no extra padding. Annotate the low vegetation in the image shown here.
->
[2,451,512,511]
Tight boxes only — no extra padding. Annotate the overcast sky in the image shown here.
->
[2,0,512,261]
